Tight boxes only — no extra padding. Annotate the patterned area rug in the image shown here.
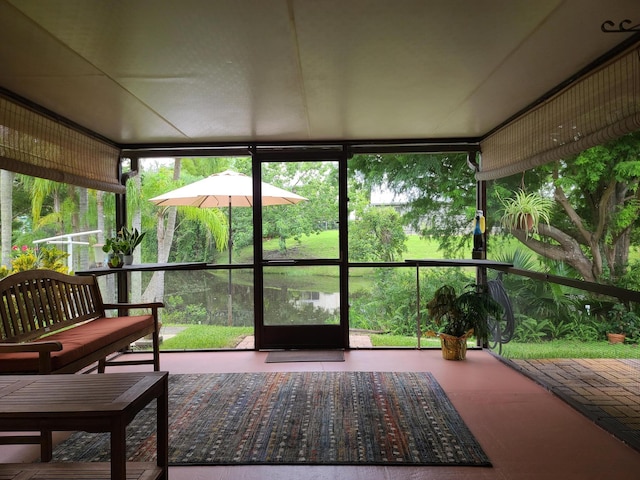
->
[52,372,491,467]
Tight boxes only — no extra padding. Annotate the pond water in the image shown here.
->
[160,269,340,327]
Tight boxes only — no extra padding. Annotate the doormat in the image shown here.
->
[265,350,345,363]
[51,372,491,467]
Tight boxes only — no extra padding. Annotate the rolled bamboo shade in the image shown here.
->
[478,44,640,181]
[0,95,123,193]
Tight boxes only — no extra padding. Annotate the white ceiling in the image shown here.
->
[0,0,637,146]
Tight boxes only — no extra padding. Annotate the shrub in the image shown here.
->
[0,245,69,279]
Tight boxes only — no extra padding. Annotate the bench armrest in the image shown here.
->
[103,302,165,310]
[103,302,164,334]
[0,341,63,353]
[0,341,63,373]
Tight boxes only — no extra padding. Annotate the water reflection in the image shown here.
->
[161,269,339,327]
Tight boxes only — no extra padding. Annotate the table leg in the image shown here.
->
[111,418,127,480]
[40,430,53,462]
[416,264,421,349]
[157,375,169,479]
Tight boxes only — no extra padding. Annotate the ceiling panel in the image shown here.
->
[0,0,637,145]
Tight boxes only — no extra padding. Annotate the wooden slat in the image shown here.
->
[54,281,67,319]
[13,283,34,337]
[0,462,163,480]
[31,278,48,329]
[0,292,14,339]
[48,279,66,324]
[0,273,106,332]
[42,278,57,327]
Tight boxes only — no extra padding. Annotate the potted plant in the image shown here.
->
[605,303,639,344]
[102,237,125,268]
[101,227,145,267]
[499,189,553,238]
[118,227,146,264]
[426,284,503,360]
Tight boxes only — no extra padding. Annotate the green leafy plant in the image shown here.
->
[426,283,503,339]
[512,317,552,343]
[564,317,600,342]
[117,227,146,255]
[547,319,573,340]
[0,245,69,279]
[605,303,640,341]
[102,237,125,255]
[102,227,146,256]
[499,189,553,238]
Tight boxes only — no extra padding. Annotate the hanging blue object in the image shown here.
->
[472,210,485,258]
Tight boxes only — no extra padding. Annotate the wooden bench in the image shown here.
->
[0,269,163,374]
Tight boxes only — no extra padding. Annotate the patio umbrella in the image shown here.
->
[149,169,307,323]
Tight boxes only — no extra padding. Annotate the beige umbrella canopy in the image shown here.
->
[150,169,307,258]
[149,169,307,209]
[149,169,307,324]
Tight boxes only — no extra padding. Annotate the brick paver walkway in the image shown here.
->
[509,358,640,452]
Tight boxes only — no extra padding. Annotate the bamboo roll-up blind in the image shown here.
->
[479,44,640,181]
[0,95,123,193]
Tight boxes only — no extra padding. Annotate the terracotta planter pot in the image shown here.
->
[607,333,626,344]
[439,333,468,360]
[518,213,534,231]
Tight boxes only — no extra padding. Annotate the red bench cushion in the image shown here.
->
[0,315,154,373]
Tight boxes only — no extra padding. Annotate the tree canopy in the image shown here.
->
[349,152,477,256]
[349,133,640,286]
[498,132,640,283]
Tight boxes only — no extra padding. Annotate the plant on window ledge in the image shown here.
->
[102,227,145,267]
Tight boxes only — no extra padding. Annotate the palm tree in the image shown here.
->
[142,159,182,304]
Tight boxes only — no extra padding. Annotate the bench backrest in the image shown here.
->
[0,270,105,343]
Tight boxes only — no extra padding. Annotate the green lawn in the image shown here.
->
[498,340,640,359]
[404,235,444,259]
[160,325,253,350]
[370,336,640,359]
[238,230,446,263]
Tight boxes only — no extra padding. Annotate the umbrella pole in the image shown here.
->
[227,197,233,326]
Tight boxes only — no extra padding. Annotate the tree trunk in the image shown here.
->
[131,175,143,303]
[603,182,634,283]
[94,190,115,301]
[142,159,181,303]
[0,170,15,269]
[511,223,597,282]
[78,187,89,270]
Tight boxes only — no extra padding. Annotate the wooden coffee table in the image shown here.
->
[0,371,168,480]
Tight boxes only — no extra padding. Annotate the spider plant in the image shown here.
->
[499,189,553,238]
